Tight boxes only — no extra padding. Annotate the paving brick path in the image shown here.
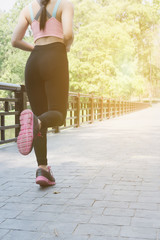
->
[0,103,160,240]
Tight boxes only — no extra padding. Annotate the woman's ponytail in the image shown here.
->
[40,0,50,30]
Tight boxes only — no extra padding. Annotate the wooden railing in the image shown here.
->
[0,82,150,145]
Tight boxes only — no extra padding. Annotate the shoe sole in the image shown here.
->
[17,109,34,155]
[36,176,56,186]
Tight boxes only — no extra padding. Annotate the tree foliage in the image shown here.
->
[0,0,160,99]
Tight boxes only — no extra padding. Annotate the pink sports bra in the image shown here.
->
[29,0,63,42]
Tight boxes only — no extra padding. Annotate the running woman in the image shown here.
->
[11,0,74,186]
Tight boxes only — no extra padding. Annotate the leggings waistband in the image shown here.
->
[33,42,66,51]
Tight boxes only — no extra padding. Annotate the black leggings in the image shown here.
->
[25,42,69,166]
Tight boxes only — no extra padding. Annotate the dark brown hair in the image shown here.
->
[40,0,50,30]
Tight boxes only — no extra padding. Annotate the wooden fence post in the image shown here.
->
[107,99,111,119]
[1,115,5,142]
[89,94,94,124]
[75,93,80,127]
[118,100,121,116]
[122,101,124,115]
[113,100,116,118]
[100,97,103,121]
[125,101,127,114]
[15,85,26,137]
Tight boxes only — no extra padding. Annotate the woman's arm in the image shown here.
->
[11,8,34,51]
[61,1,74,52]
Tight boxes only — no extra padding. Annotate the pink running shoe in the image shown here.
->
[17,109,39,155]
[36,167,56,186]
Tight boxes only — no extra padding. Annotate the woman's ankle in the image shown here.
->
[38,119,41,130]
[38,165,48,171]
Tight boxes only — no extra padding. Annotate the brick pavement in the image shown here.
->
[0,103,160,240]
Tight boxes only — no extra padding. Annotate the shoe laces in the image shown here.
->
[37,132,42,137]
[35,132,43,139]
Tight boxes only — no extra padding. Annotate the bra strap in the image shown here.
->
[29,4,34,22]
[35,0,52,20]
[34,7,52,20]
[52,0,62,18]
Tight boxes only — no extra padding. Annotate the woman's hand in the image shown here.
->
[62,1,74,52]
[66,46,71,52]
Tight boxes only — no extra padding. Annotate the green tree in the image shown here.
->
[0,0,31,86]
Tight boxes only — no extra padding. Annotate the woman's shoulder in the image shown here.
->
[19,1,35,22]
[61,0,74,13]
[21,1,32,13]
[61,0,74,8]
[22,0,36,12]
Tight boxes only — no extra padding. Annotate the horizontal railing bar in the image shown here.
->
[0,124,19,130]
[0,98,18,102]
[66,116,77,120]
[80,108,91,111]
[0,138,17,145]
[80,114,91,118]
[68,99,77,102]
[0,82,21,91]
[67,108,77,111]
[0,111,19,116]
[68,92,79,96]
[79,94,91,98]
